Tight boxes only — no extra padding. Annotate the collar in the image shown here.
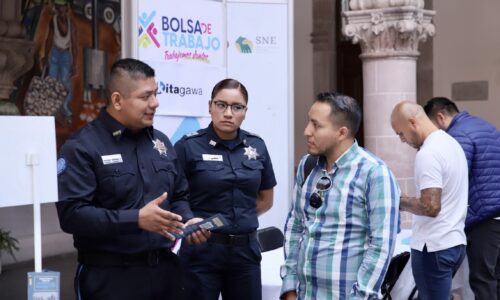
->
[98,108,154,141]
[319,140,359,171]
[448,111,469,131]
[206,122,245,149]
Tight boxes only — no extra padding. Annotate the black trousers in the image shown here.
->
[179,238,262,300]
[466,219,500,300]
[75,251,183,300]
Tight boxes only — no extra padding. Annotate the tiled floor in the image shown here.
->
[0,252,77,300]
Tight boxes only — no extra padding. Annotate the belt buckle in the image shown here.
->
[227,234,237,246]
[227,234,245,246]
[147,251,160,266]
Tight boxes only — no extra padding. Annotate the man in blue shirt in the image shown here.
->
[424,97,500,300]
[281,92,400,299]
[56,58,209,300]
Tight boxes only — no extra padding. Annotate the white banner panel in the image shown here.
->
[138,0,226,117]
[138,0,224,66]
[150,61,225,116]
[227,2,290,230]
[0,116,58,207]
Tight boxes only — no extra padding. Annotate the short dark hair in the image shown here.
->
[108,58,155,98]
[315,92,361,137]
[110,58,155,80]
[423,97,459,118]
[211,78,249,103]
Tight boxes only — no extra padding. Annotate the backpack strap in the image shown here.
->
[302,155,318,187]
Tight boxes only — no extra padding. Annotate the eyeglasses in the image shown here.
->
[308,176,332,208]
[212,100,247,114]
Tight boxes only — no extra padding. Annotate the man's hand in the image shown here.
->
[138,192,184,240]
[281,291,297,300]
[184,217,211,245]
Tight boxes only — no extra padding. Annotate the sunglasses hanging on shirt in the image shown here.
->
[308,176,332,208]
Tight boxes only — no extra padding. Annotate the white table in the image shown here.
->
[261,248,285,299]
[259,230,473,300]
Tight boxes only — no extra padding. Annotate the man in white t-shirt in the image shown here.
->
[391,101,468,300]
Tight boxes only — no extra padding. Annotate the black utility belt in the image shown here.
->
[208,231,256,246]
[78,249,175,267]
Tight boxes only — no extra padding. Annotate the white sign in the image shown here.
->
[138,0,224,66]
[0,116,58,208]
[150,61,225,116]
[138,0,226,116]
[227,2,291,230]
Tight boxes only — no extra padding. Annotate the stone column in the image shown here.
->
[0,0,35,115]
[343,0,435,227]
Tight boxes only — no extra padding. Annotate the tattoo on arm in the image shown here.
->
[400,188,442,217]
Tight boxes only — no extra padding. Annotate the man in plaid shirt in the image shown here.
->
[280,93,400,299]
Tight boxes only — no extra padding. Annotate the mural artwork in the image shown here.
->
[9,0,122,148]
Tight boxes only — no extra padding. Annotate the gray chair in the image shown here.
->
[256,226,284,252]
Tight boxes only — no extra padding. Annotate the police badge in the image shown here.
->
[243,146,259,160]
[152,138,167,156]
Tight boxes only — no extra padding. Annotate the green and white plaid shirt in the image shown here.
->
[281,142,400,299]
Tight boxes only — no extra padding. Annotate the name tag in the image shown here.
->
[102,154,123,165]
[202,154,223,161]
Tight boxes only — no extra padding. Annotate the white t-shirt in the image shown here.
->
[411,130,468,252]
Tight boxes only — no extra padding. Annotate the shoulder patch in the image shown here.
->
[57,158,67,175]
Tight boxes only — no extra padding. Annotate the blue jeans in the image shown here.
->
[48,47,73,119]
[411,244,466,300]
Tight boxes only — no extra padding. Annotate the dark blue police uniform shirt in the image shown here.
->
[56,109,193,254]
[174,123,277,234]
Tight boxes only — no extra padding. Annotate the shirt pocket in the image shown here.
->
[95,164,136,208]
[152,159,178,194]
[193,161,225,172]
[191,161,226,194]
[239,160,264,188]
[241,160,264,171]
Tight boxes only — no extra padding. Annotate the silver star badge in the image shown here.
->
[243,146,259,160]
[152,138,167,156]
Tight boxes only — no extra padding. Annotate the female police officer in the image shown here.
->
[174,79,277,300]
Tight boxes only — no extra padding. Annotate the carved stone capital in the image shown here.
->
[349,0,424,10]
[0,37,34,115]
[343,6,435,59]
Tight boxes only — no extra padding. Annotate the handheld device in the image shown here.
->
[173,213,229,239]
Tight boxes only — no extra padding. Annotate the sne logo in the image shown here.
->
[235,36,253,54]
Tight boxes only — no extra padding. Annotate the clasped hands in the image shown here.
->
[138,192,210,245]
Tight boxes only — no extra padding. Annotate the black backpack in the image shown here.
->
[302,155,318,187]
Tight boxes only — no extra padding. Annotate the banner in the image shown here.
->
[149,61,225,116]
[138,0,225,116]
[138,0,224,66]
[227,2,291,230]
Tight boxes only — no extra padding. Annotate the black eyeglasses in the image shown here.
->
[308,176,332,208]
[212,100,247,114]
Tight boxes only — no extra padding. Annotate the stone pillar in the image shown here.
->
[0,0,35,115]
[343,0,435,227]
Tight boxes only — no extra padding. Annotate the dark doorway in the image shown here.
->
[335,1,364,146]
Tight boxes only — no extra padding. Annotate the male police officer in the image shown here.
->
[56,58,208,300]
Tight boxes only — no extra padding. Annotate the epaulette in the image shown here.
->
[244,130,263,140]
[184,130,203,139]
